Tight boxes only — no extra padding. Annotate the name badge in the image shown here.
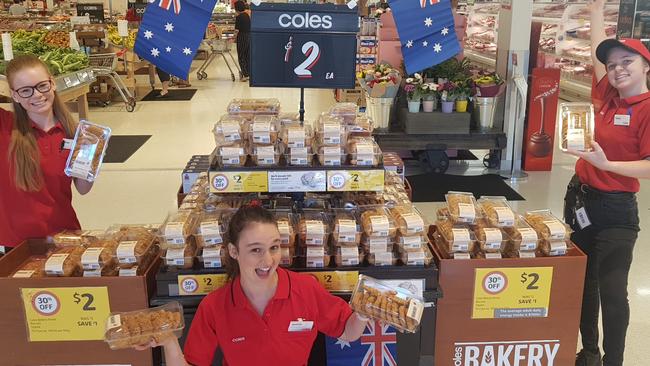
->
[614,114,630,126]
[288,318,314,332]
[61,138,74,150]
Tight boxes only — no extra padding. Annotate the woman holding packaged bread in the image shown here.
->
[0,55,93,248]
[564,1,650,365]
[138,205,369,366]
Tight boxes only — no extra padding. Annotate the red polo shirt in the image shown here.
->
[0,109,80,247]
[184,268,353,366]
[575,75,650,192]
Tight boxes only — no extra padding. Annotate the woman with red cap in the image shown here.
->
[565,1,650,366]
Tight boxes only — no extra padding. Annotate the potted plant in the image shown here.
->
[439,81,457,113]
[420,82,440,112]
[452,79,472,113]
[404,73,423,113]
[473,71,504,97]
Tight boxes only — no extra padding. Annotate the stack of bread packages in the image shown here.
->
[158,210,199,270]
[331,210,363,267]
[435,191,482,259]
[522,209,572,257]
[314,112,347,168]
[298,211,331,268]
[273,210,298,267]
[390,205,432,266]
[359,207,398,266]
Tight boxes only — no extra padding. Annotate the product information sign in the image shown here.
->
[76,3,105,24]
[305,271,359,292]
[209,171,268,193]
[250,4,358,89]
[327,170,384,191]
[472,267,553,319]
[178,274,228,296]
[21,287,110,341]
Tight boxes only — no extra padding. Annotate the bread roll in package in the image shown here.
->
[478,196,516,228]
[64,120,111,182]
[445,191,482,224]
[558,102,594,152]
[350,275,425,333]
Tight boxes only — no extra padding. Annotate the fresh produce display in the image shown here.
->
[107,25,137,49]
[0,30,89,75]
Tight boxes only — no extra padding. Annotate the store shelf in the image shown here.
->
[560,78,591,101]
[464,49,496,69]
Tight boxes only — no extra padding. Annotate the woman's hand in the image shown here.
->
[133,337,176,351]
[565,141,612,172]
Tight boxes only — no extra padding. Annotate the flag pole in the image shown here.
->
[299,87,305,124]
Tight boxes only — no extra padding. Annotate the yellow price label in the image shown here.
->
[472,267,553,319]
[327,170,384,191]
[305,271,359,292]
[210,171,268,193]
[21,287,110,341]
[178,274,228,296]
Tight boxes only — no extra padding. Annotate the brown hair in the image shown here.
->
[225,205,277,280]
[6,55,77,191]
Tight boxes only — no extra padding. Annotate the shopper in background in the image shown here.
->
[0,55,93,248]
[234,0,251,82]
[155,67,171,98]
[136,205,369,366]
[8,0,27,16]
[564,1,650,366]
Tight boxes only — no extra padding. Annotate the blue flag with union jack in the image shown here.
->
[387,0,460,74]
[134,0,217,79]
[325,321,398,366]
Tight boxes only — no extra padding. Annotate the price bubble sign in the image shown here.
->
[21,287,110,341]
[327,170,384,191]
[178,274,228,296]
[209,171,268,193]
[472,267,553,319]
[305,271,359,292]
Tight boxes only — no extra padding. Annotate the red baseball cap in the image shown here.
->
[596,38,650,65]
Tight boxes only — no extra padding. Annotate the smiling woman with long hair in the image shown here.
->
[564,1,650,366]
[0,55,93,248]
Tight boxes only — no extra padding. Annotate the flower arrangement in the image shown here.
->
[358,63,402,98]
[439,81,457,102]
[451,79,472,101]
[404,73,423,101]
[419,82,440,101]
[473,71,504,97]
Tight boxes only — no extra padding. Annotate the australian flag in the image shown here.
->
[134,0,217,79]
[388,0,460,74]
[325,321,398,366]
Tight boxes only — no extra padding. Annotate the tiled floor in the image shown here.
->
[75,59,648,364]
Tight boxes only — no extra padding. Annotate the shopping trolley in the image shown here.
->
[88,53,137,112]
[196,37,241,82]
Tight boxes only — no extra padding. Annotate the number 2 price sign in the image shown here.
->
[21,287,110,341]
[472,267,554,319]
[250,3,358,89]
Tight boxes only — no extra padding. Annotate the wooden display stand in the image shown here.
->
[428,227,587,366]
[0,240,160,366]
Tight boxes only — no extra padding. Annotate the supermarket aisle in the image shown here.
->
[73,59,649,365]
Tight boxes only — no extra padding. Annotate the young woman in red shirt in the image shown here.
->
[0,55,93,248]
[140,205,369,366]
[565,1,650,366]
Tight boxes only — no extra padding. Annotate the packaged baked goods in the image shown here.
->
[471,218,508,253]
[278,112,300,126]
[160,211,198,246]
[391,206,425,236]
[298,214,329,246]
[213,115,245,147]
[316,117,346,146]
[251,144,283,166]
[366,251,398,266]
[114,236,156,269]
[503,216,541,252]
[227,98,280,116]
[13,256,48,278]
[396,234,427,250]
[161,241,197,269]
[436,218,477,253]
[360,209,397,237]
[524,209,571,241]
[329,102,357,124]
[280,124,313,149]
[81,238,118,271]
[286,146,314,166]
[348,137,382,166]
[347,115,374,137]
[104,301,184,350]
[361,236,394,254]
[273,211,297,247]
[247,115,280,145]
[108,225,157,243]
[118,265,148,277]
[64,120,111,182]
[350,275,425,333]
[195,211,229,248]
[558,102,594,152]
[198,246,228,269]
[445,191,482,224]
[317,145,346,166]
[303,246,331,268]
[398,246,433,266]
[215,145,248,167]
[478,196,515,228]
[332,212,361,245]
[45,246,85,277]
[50,230,86,247]
[537,240,570,257]
[334,246,364,267]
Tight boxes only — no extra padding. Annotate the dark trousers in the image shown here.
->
[236,32,250,77]
[564,175,639,366]
[155,67,171,82]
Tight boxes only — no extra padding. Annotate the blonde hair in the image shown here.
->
[6,55,77,191]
